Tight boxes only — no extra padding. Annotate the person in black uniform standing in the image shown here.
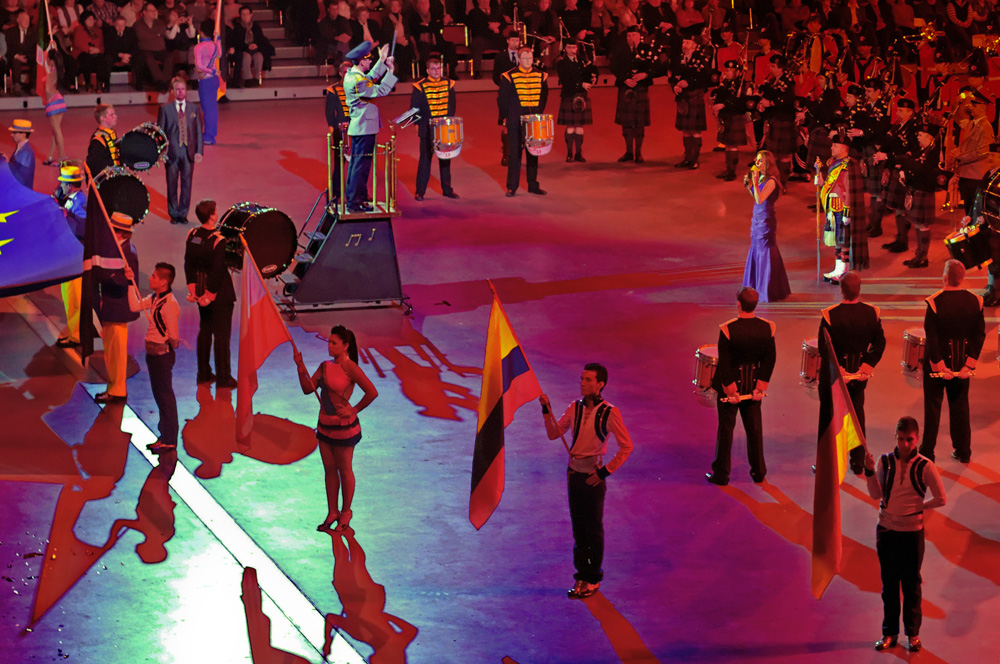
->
[498,46,548,197]
[610,26,654,164]
[711,59,749,181]
[494,27,522,167]
[899,124,942,269]
[918,259,987,463]
[818,271,887,474]
[86,104,122,176]
[871,98,919,242]
[706,287,777,486]
[184,199,237,388]
[669,25,714,170]
[556,40,597,163]
[411,57,459,201]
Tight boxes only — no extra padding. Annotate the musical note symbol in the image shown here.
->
[368,228,376,241]
[346,233,362,247]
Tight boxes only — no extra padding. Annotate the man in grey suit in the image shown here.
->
[343,40,396,213]
[158,76,204,224]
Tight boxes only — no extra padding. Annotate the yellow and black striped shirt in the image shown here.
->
[96,127,121,166]
[414,77,453,118]
[326,84,350,117]
[506,68,546,108]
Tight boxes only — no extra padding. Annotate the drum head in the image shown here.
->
[120,132,159,170]
[97,169,150,223]
[219,203,296,278]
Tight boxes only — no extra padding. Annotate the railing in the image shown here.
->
[326,126,399,218]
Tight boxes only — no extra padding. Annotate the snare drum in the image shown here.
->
[800,338,820,386]
[118,122,168,171]
[944,224,994,269]
[902,327,926,374]
[96,166,150,224]
[430,116,463,159]
[693,345,719,394]
[218,203,297,279]
[521,113,554,156]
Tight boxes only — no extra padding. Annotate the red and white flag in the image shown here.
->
[236,244,293,444]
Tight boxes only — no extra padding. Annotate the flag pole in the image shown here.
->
[239,236,322,405]
[83,163,153,325]
[486,279,571,454]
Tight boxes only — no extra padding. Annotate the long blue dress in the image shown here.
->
[742,176,791,302]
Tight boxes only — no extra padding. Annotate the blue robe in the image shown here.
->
[9,141,36,190]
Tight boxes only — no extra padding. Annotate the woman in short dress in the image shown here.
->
[295,325,378,532]
[742,150,792,302]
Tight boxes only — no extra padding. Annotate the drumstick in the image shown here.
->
[929,371,976,378]
[721,393,766,403]
[843,372,872,382]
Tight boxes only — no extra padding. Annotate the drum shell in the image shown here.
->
[430,116,464,159]
[96,166,150,224]
[521,113,554,156]
[693,345,719,393]
[901,327,926,374]
[218,203,297,279]
[800,338,820,387]
[119,122,168,171]
[944,225,994,269]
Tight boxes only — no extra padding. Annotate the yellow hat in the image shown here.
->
[8,119,33,133]
[110,212,134,232]
[58,165,84,183]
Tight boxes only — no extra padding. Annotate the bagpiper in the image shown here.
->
[669,24,714,169]
[711,59,749,181]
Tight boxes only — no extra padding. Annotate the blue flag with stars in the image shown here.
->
[0,160,83,298]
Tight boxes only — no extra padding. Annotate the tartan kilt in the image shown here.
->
[557,94,593,125]
[615,86,651,127]
[719,112,748,146]
[675,89,707,132]
[905,188,937,228]
[885,170,908,210]
[865,158,885,197]
[764,116,796,157]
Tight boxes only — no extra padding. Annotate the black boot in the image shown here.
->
[719,151,739,181]
[867,200,884,238]
[565,131,574,162]
[904,230,931,268]
[883,214,909,252]
[619,130,634,162]
[574,134,586,162]
[675,136,692,168]
[501,132,508,167]
[688,136,701,169]
[634,134,645,163]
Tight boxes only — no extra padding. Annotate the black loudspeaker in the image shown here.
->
[292,213,404,305]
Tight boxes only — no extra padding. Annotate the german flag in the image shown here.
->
[811,329,865,599]
[470,289,542,530]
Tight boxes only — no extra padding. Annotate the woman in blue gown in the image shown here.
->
[742,150,791,302]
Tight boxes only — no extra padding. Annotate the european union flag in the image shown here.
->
[0,160,82,298]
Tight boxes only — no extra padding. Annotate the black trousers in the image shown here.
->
[197,301,234,380]
[567,468,605,584]
[958,177,981,215]
[919,374,971,461]
[146,349,178,445]
[712,398,765,482]
[166,150,194,221]
[847,380,868,471]
[505,125,539,193]
[416,129,454,196]
[876,525,924,637]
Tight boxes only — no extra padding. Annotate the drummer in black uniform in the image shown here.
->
[818,271,887,474]
[498,45,548,197]
[918,259,987,463]
[86,104,122,176]
[711,59,749,181]
[494,27,522,167]
[872,98,919,243]
[184,199,237,388]
[610,26,653,164]
[706,287,777,486]
[556,39,597,163]
[669,25,713,170]
[411,57,459,201]
[899,124,944,269]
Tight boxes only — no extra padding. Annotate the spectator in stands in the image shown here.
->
[222,0,241,28]
[106,15,138,76]
[1,0,24,31]
[227,5,274,87]
[781,0,810,32]
[561,0,590,42]
[349,3,380,50]
[676,0,706,31]
[467,0,503,81]
[187,0,211,29]
[71,10,111,92]
[89,0,119,30]
[316,0,353,68]
[3,10,35,95]
[381,0,413,81]
[120,0,144,28]
[527,0,559,69]
[286,0,320,47]
[135,2,175,90]
[946,0,976,57]
[588,0,614,55]
[407,0,457,80]
[165,9,196,75]
[162,0,188,19]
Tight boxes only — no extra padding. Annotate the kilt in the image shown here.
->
[764,116,796,157]
[557,93,593,126]
[905,188,937,229]
[718,112,748,146]
[615,86,650,127]
[864,149,884,197]
[885,169,908,210]
[675,89,707,132]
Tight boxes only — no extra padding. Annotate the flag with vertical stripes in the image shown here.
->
[470,289,542,530]
[811,329,865,599]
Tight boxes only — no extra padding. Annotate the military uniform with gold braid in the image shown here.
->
[86,125,121,176]
[325,70,351,202]
[410,65,458,200]
[498,50,549,196]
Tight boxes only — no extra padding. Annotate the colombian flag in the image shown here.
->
[811,329,865,599]
[236,243,293,444]
[470,289,542,530]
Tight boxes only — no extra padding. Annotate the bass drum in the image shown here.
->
[119,122,168,171]
[218,202,297,279]
[96,166,150,224]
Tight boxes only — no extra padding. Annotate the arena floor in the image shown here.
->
[2,87,999,663]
